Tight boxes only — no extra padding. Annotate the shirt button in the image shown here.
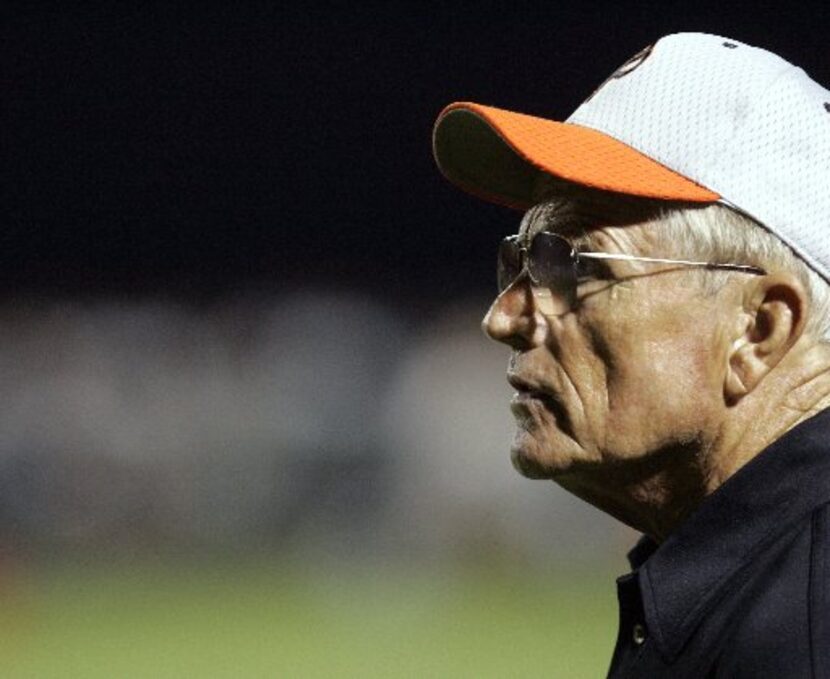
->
[632,623,647,646]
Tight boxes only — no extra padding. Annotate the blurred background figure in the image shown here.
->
[0,292,623,563]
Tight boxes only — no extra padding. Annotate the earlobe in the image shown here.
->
[723,275,806,404]
[725,343,765,404]
[724,346,748,404]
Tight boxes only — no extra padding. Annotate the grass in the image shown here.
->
[0,558,618,678]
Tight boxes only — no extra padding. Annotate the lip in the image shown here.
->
[509,389,561,414]
[507,372,571,431]
[511,390,550,404]
[507,374,561,409]
[507,373,554,400]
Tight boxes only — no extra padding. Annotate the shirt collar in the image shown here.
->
[633,407,830,662]
[627,533,658,570]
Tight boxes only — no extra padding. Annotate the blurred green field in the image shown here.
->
[0,559,619,678]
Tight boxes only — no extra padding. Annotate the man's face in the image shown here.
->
[483,213,733,483]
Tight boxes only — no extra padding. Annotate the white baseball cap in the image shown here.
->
[433,32,830,281]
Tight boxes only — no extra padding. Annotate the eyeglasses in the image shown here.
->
[497,232,766,294]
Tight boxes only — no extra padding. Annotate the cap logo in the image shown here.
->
[583,44,654,103]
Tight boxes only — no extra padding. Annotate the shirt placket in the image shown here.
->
[608,572,650,677]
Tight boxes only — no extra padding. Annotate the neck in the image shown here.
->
[555,442,707,543]
[706,341,830,490]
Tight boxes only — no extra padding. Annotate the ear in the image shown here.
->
[724,273,806,404]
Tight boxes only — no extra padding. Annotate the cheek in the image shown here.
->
[555,316,610,412]
[599,318,720,452]
[647,319,722,388]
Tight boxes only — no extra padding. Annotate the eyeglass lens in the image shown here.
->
[497,233,576,293]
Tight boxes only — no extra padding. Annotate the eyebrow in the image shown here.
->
[520,208,601,255]
[520,201,592,242]
[520,191,665,249]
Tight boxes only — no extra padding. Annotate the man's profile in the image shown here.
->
[432,33,830,677]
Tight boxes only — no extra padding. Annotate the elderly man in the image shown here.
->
[432,33,830,677]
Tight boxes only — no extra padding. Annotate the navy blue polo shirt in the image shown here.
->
[608,407,830,678]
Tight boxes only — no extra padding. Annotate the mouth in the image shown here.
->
[507,374,571,433]
[509,389,565,418]
[507,374,557,403]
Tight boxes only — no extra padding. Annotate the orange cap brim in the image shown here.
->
[432,102,720,209]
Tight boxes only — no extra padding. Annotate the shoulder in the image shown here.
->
[709,503,830,678]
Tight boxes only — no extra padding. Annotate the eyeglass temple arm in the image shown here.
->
[578,251,765,274]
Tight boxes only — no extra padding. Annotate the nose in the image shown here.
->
[481,276,538,351]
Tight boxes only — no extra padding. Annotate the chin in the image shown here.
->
[510,449,552,479]
[510,438,559,479]
[510,426,584,480]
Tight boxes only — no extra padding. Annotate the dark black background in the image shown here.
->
[4,3,829,301]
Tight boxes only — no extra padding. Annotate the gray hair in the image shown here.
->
[649,203,830,344]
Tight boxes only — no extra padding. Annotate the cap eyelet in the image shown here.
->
[824,102,830,113]
[722,42,738,49]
